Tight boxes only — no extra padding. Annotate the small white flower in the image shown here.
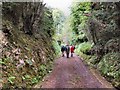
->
[19,59,25,65]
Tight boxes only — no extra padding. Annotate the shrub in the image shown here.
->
[97,52,120,88]
[52,41,61,55]
[76,42,92,54]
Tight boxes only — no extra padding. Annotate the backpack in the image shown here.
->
[61,46,65,52]
[66,46,70,53]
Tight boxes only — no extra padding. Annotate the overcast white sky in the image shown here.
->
[43,0,73,16]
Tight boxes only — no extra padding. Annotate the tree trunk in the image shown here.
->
[22,2,45,35]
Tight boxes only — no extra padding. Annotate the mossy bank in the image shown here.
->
[1,2,58,88]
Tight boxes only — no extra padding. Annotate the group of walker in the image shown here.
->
[61,44,75,58]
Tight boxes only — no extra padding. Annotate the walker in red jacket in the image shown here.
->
[70,46,75,57]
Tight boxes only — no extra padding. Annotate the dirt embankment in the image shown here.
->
[1,19,55,88]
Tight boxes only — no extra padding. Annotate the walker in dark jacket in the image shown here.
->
[65,45,70,58]
[61,46,65,57]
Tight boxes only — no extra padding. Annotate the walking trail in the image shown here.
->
[35,54,114,88]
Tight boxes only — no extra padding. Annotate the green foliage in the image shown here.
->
[97,52,120,87]
[2,2,56,88]
[31,77,39,84]
[77,51,92,63]
[1,57,11,65]
[88,3,120,88]
[39,64,47,77]
[89,3,120,45]
[24,75,31,79]
[52,8,65,35]
[52,8,65,25]
[89,55,98,65]
[8,76,16,84]
[104,38,120,53]
[42,7,55,37]
[70,2,120,89]
[70,2,91,34]
[39,64,47,72]
[2,2,20,13]
[38,62,53,81]
[52,40,61,55]
[52,8,66,44]
[76,42,92,54]
[0,59,5,65]
[26,59,33,66]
